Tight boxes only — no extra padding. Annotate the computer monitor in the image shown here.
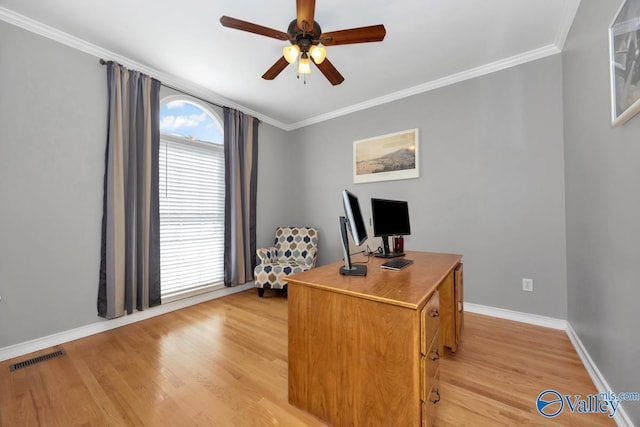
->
[371,198,411,258]
[339,189,368,276]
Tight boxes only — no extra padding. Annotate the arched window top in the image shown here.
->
[159,95,223,144]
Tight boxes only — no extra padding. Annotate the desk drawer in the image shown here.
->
[421,291,439,356]
[421,329,440,402]
[422,367,441,427]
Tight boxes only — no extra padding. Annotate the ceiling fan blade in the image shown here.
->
[320,25,386,46]
[220,16,288,41]
[314,57,344,85]
[296,0,316,31]
[262,57,290,80]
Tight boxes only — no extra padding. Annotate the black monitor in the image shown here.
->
[371,198,411,258]
[339,189,368,276]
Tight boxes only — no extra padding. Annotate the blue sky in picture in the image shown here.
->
[160,100,223,144]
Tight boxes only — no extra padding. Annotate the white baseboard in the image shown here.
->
[2,293,634,426]
[0,283,255,362]
[565,323,635,427]
[464,302,568,330]
[465,302,634,426]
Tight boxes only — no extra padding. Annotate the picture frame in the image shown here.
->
[353,128,419,184]
[609,0,640,126]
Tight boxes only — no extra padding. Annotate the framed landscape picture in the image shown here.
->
[609,0,640,126]
[353,128,419,184]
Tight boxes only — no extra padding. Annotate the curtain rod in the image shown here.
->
[99,59,225,110]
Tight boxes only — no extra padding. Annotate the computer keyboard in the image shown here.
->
[380,258,414,270]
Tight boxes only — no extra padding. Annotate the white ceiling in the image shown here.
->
[0,0,581,130]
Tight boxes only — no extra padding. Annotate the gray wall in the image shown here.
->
[0,21,106,347]
[288,55,568,319]
[255,124,299,249]
[4,11,637,423]
[563,0,640,423]
[0,21,292,347]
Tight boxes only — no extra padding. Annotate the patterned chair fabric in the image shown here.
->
[254,227,318,296]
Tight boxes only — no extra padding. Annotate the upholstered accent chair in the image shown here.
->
[254,227,318,297]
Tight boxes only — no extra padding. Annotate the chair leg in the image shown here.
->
[258,288,265,298]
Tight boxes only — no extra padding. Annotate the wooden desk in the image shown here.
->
[286,251,463,426]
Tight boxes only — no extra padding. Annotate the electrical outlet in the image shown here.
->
[522,278,533,292]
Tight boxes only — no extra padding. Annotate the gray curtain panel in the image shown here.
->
[98,61,161,319]
[223,107,259,286]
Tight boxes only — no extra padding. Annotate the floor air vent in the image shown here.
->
[9,349,66,372]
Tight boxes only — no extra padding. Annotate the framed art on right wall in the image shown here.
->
[610,0,640,126]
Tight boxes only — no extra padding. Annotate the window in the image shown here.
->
[159,96,224,301]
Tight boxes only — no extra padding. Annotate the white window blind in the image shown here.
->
[159,134,225,300]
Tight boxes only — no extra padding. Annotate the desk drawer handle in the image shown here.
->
[429,348,440,361]
[430,309,439,318]
[430,389,441,404]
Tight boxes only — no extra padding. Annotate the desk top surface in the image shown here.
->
[286,251,462,309]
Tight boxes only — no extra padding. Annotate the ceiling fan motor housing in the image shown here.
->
[287,19,322,51]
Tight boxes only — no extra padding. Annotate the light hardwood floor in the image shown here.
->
[0,290,615,426]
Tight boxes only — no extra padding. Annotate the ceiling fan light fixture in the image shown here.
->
[309,45,326,64]
[283,44,301,64]
[298,53,312,74]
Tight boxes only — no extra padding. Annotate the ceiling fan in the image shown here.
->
[220,0,386,85]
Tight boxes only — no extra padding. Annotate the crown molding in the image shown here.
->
[287,44,561,130]
[1,5,573,132]
[555,0,582,50]
[0,7,288,130]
